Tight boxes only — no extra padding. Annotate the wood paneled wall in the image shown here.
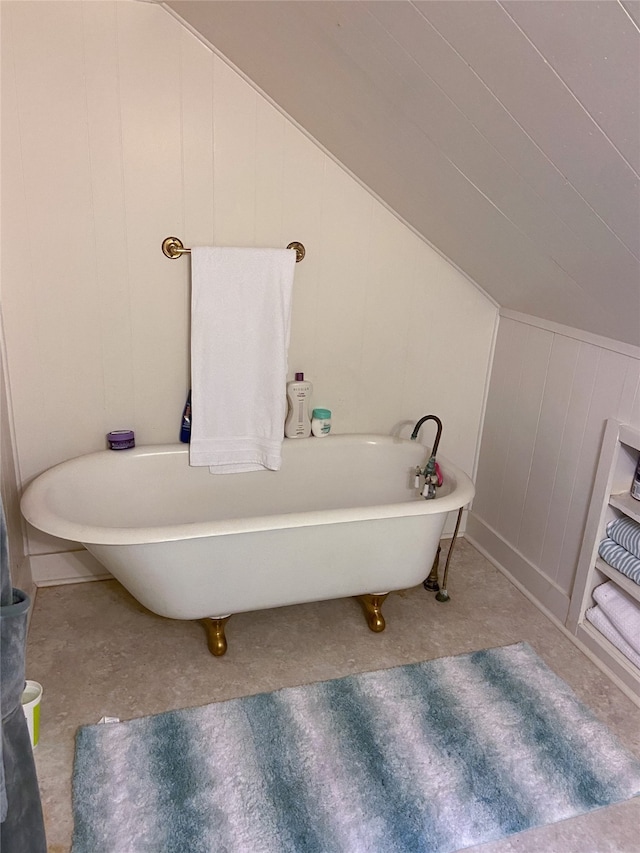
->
[468,312,640,623]
[1,1,496,578]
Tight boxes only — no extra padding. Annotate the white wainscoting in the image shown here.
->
[468,311,640,622]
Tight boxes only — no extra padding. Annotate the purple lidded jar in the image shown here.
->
[107,429,135,450]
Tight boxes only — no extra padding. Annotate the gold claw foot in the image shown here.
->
[202,616,230,657]
[357,594,389,633]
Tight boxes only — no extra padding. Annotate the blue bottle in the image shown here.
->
[180,391,191,443]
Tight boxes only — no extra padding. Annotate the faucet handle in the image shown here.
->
[422,481,436,499]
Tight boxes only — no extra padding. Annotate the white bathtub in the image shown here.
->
[21,435,474,653]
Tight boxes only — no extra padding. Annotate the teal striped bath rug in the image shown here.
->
[71,642,640,853]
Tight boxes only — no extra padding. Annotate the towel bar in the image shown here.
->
[162,236,305,263]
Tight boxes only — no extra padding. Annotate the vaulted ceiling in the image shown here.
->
[164,1,640,346]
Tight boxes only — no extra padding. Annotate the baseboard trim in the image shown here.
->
[465,514,570,624]
[30,550,111,587]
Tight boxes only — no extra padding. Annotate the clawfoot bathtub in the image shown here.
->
[21,435,474,655]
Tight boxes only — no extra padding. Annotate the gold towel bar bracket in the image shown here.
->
[162,236,305,263]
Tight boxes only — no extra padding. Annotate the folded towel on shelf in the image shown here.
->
[585,605,640,669]
[598,538,640,585]
[592,582,640,655]
[190,247,296,474]
[607,516,640,560]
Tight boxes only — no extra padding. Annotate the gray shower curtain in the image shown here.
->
[0,496,47,853]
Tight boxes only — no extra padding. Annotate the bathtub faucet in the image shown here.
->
[410,415,443,499]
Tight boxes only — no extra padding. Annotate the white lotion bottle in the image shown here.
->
[284,372,312,438]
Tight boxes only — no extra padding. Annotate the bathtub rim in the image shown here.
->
[20,434,475,547]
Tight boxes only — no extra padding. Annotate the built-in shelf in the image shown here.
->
[609,492,640,525]
[593,558,640,604]
[576,622,640,686]
[567,419,640,706]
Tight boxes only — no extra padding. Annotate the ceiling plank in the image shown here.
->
[165,0,640,345]
[502,0,639,172]
[415,0,639,256]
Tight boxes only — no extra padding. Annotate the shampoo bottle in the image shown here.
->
[179,390,192,443]
[284,372,312,438]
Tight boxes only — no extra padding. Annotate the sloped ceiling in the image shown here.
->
[164,0,640,346]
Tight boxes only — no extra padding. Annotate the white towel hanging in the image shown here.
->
[189,247,296,473]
